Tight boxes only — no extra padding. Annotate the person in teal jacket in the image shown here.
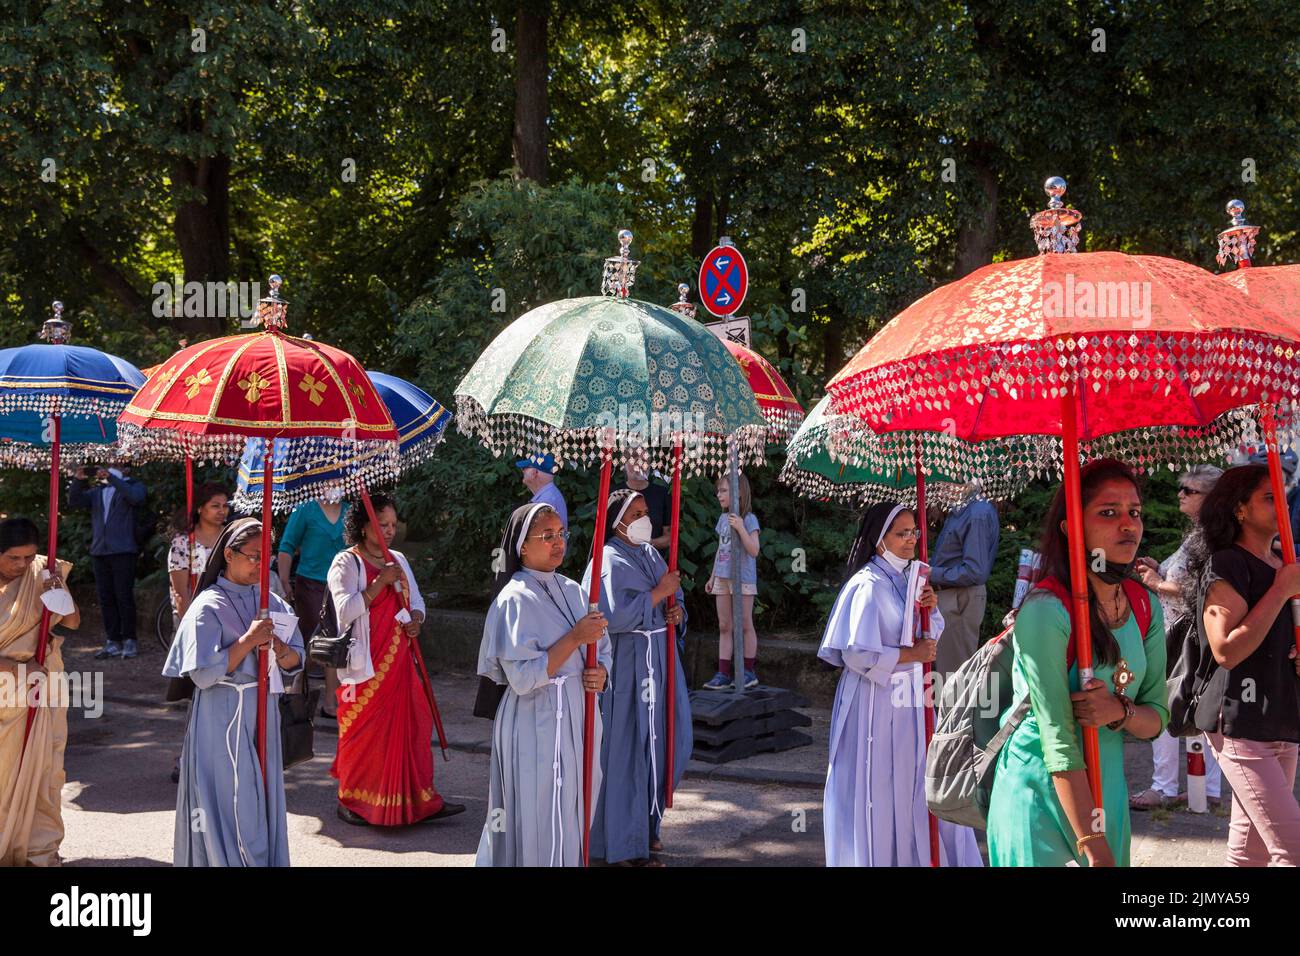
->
[987,458,1168,867]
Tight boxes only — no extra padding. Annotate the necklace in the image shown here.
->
[359,544,385,564]
[1100,582,1125,626]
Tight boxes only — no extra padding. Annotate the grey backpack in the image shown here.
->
[925,579,1150,829]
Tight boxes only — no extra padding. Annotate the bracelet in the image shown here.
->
[1076,832,1106,855]
[1106,694,1136,732]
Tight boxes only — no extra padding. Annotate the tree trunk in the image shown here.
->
[821,315,844,383]
[171,153,232,336]
[690,188,714,260]
[954,158,998,277]
[512,4,548,185]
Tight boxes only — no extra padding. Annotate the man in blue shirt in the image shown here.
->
[69,463,148,659]
[928,481,999,676]
[517,454,568,530]
[277,490,349,718]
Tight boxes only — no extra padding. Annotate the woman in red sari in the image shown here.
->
[327,495,465,826]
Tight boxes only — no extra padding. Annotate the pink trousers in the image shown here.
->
[1207,733,1300,867]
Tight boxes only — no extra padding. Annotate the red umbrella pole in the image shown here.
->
[663,441,683,808]
[22,414,60,755]
[1260,407,1300,654]
[914,448,939,868]
[583,451,614,867]
[186,456,197,596]
[358,489,449,760]
[256,449,272,792]
[1061,389,1104,809]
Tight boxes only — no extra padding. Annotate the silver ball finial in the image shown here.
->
[255,274,290,329]
[1029,175,1083,254]
[1217,200,1260,267]
[602,230,641,299]
[40,299,72,344]
[670,281,697,319]
[1043,176,1068,209]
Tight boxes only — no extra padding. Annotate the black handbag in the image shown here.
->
[308,553,361,668]
[473,675,506,720]
[1166,581,1222,737]
[279,672,320,769]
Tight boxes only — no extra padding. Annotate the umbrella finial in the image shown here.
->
[254,274,289,330]
[40,300,71,344]
[1216,199,1260,267]
[670,282,696,319]
[1029,176,1083,254]
[601,229,640,299]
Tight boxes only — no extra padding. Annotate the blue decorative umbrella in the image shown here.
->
[231,370,452,511]
[1,301,146,757]
[0,302,146,470]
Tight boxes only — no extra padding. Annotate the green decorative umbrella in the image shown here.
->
[455,230,768,867]
[455,295,767,475]
[782,395,1048,506]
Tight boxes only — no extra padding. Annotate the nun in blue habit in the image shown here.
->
[819,501,983,867]
[582,488,693,866]
[162,517,304,867]
[476,502,613,867]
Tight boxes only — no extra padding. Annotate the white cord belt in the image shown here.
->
[215,678,259,867]
[548,675,569,867]
[633,626,667,819]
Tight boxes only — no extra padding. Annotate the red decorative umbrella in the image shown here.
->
[119,276,399,788]
[827,178,1300,821]
[723,340,804,440]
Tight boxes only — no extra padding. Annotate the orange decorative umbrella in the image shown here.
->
[1216,200,1300,657]
[828,177,1300,821]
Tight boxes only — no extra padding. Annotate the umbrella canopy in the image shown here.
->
[232,370,452,510]
[456,295,768,476]
[722,339,804,439]
[0,302,146,469]
[828,250,1300,448]
[118,277,399,507]
[780,395,1043,506]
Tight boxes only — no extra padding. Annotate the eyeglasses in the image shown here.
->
[892,528,922,539]
[527,530,569,544]
[1178,486,1203,497]
[232,548,262,563]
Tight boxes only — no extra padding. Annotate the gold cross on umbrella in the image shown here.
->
[300,373,328,406]
[183,368,211,399]
[239,371,271,403]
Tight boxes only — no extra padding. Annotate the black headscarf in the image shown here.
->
[845,500,910,580]
[491,502,559,599]
[195,517,264,594]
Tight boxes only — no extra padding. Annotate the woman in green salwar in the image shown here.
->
[987,459,1168,867]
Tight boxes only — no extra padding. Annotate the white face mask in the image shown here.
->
[623,516,653,546]
[877,548,911,574]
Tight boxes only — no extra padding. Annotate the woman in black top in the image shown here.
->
[1189,465,1300,865]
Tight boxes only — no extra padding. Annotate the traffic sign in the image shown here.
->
[698,242,748,317]
[705,317,751,349]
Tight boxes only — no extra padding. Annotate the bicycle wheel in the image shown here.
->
[155,598,176,651]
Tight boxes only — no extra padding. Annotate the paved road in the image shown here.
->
[53,619,1264,867]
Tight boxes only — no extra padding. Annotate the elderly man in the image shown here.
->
[928,481,999,676]
[517,454,568,530]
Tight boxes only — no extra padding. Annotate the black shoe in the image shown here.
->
[337,804,370,826]
[420,801,466,822]
[171,759,181,784]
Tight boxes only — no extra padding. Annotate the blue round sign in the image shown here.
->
[698,244,748,318]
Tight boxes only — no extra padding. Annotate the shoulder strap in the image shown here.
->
[1030,576,1150,672]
